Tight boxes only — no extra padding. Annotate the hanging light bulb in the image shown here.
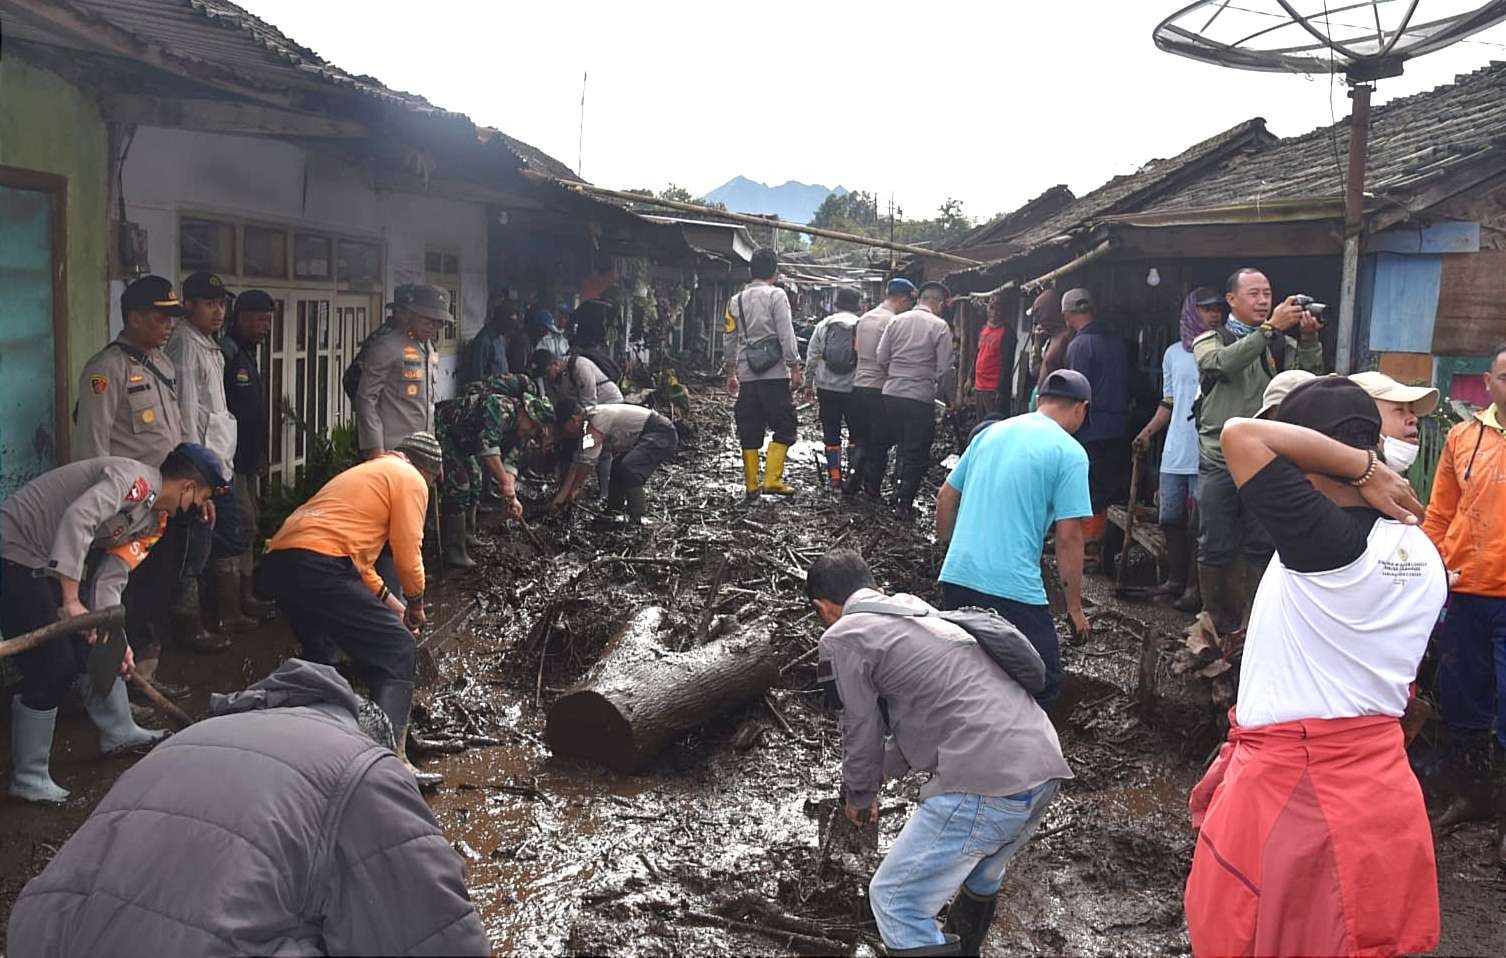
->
[1146,267,1161,288]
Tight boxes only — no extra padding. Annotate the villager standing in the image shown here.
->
[460,298,518,384]
[527,307,571,360]
[1027,288,1069,409]
[220,289,278,622]
[75,276,225,703]
[1061,289,1128,569]
[973,290,1016,416]
[7,659,489,956]
[1131,288,1222,610]
[1349,370,1439,480]
[936,369,1096,705]
[168,272,252,637]
[1185,377,1446,957]
[552,401,679,525]
[804,287,862,486]
[0,445,227,802]
[809,548,1072,956]
[724,249,802,500]
[257,432,445,787]
[1193,267,1324,631]
[1422,345,1506,860]
[353,284,449,458]
[848,278,917,498]
[874,282,954,518]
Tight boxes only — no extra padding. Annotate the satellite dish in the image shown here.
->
[1154,1,1506,81]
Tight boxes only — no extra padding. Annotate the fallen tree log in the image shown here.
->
[545,606,783,772]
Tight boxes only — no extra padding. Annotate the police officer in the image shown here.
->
[75,277,225,703]
[169,272,251,636]
[354,284,451,458]
[0,444,227,803]
[435,380,554,567]
[221,289,277,622]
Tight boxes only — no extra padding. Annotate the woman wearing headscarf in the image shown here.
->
[1132,287,1224,610]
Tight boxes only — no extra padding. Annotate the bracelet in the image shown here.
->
[377,586,391,602]
[1258,322,1275,336]
[1348,450,1379,487]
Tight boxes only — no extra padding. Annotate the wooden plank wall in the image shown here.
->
[1433,249,1506,355]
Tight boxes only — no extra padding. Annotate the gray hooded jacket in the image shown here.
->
[7,659,489,957]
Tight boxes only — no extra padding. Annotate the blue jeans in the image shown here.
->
[870,781,1060,951]
[1437,592,1506,750]
[1157,471,1199,524]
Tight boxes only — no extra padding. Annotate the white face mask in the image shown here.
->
[1382,435,1420,473]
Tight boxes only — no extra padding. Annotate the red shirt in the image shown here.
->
[974,324,1007,392]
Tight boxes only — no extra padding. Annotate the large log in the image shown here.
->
[545,607,784,772]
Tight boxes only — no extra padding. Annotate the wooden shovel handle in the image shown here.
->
[0,606,126,658]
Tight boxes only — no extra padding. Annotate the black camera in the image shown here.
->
[1292,294,1327,319]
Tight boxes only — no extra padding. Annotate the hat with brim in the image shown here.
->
[1348,370,1440,418]
[121,275,188,317]
[1255,370,1318,420]
[389,284,455,324]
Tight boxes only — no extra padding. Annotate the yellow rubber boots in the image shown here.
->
[763,442,796,496]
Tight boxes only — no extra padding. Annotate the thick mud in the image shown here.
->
[0,380,1501,956]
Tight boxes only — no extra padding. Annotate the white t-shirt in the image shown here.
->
[1236,461,1447,728]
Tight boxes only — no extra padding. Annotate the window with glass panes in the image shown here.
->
[425,249,461,352]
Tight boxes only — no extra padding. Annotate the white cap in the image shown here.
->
[1348,370,1440,417]
[1255,370,1317,420]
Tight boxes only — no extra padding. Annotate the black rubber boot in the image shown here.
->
[843,447,866,497]
[1434,730,1494,831]
[882,935,961,956]
[625,485,650,525]
[173,578,230,653]
[1153,523,1189,600]
[369,680,442,789]
[942,887,999,956]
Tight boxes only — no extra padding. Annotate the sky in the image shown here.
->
[238,0,1506,224]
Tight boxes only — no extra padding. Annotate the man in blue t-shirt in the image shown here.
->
[935,369,1095,704]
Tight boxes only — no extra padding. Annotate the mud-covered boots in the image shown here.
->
[79,676,169,754]
[1197,564,1239,635]
[741,449,762,501]
[8,698,69,803]
[238,573,277,622]
[369,680,442,789]
[464,505,483,550]
[173,577,230,653]
[440,511,476,569]
[762,442,797,497]
[842,446,865,497]
[942,887,999,956]
[1434,730,1494,831]
[882,936,961,956]
[213,564,259,635]
[624,485,652,526]
[1153,523,1190,601]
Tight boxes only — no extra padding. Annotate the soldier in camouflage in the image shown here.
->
[435,379,555,568]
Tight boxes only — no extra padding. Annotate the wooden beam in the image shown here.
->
[99,95,368,139]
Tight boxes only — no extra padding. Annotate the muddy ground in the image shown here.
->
[0,379,1501,956]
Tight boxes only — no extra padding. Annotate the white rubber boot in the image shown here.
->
[9,698,69,803]
[79,677,169,754]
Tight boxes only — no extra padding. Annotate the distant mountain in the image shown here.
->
[702,176,848,224]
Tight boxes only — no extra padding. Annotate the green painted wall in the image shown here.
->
[0,55,110,429]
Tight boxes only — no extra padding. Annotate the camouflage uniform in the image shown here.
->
[435,388,529,515]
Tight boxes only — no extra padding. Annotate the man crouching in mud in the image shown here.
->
[810,548,1073,956]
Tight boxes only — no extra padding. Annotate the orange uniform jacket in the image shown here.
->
[266,455,429,599]
[1423,406,1506,598]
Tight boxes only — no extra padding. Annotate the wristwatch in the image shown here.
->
[1258,322,1275,337]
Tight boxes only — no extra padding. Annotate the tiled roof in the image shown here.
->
[1145,61,1506,213]
[949,184,1076,252]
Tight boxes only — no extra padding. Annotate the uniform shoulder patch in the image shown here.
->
[723,306,737,334]
[90,375,109,394]
[125,476,151,503]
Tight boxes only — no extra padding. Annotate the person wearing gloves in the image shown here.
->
[257,432,444,787]
[0,443,226,802]
[167,271,252,637]
[7,658,489,956]
[810,548,1072,957]
[804,287,862,486]
[724,248,803,499]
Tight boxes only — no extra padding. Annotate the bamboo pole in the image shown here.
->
[524,173,987,267]
[956,238,1117,301]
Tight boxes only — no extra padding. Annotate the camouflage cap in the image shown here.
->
[390,284,454,324]
[521,392,556,427]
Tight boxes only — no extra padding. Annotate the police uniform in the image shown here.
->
[73,340,183,466]
[353,285,451,453]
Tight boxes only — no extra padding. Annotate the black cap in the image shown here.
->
[1192,286,1223,307]
[834,287,861,311]
[1275,376,1381,449]
[234,289,276,314]
[121,275,187,317]
[182,271,231,300]
[1038,369,1093,404]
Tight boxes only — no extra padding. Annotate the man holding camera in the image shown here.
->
[1192,267,1324,631]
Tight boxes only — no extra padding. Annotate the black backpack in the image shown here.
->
[846,600,1047,696]
[571,347,623,386]
[822,320,858,374]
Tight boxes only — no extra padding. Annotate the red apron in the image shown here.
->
[1185,710,1438,958]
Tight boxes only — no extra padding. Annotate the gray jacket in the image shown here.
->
[354,323,439,452]
[804,312,859,393]
[165,322,238,467]
[73,338,184,466]
[724,282,799,382]
[876,305,953,403]
[0,457,163,585]
[559,355,625,406]
[818,589,1073,810]
[7,659,489,958]
[853,303,895,390]
[575,402,660,466]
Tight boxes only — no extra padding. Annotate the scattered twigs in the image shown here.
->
[763,694,800,740]
[679,908,845,954]
[694,554,731,646]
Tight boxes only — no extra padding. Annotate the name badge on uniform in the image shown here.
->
[404,367,423,380]
[402,346,421,359]
[128,374,144,384]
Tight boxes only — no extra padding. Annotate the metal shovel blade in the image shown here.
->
[88,625,129,698]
